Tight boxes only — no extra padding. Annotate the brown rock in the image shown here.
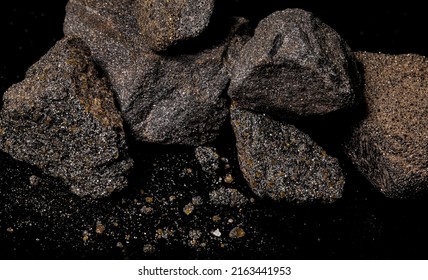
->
[135,0,216,52]
[344,52,428,198]
[0,37,133,198]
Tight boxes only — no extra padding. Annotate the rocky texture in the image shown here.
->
[64,0,249,146]
[209,187,249,207]
[0,37,133,198]
[344,52,428,198]
[230,104,345,203]
[228,8,360,119]
[195,146,220,175]
[135,0,216,52]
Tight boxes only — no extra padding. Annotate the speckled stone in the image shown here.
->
[135,0,216,52]
[230,104,345,203]
[0,37,133,198]
[194,146,220,175]
[228,8,361,119]
[344,52,428,198]
[209,187,248,207]
[64,0,248,146]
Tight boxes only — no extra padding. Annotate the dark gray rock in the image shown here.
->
[135,0,216,52]
[64,0,248,146]
[128,49,229,145]
[230,104,345,203]
[344,52,428,198]
[228,8,360,119]
[194,146,220,175]
[0,37,133,198]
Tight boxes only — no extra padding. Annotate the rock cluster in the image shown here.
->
[2,0,428,206]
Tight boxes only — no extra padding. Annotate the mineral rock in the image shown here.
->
[194,146,220,175]
[228,8,360,119]
[230,104,345,203]
[64,0,247,146]
[0,37,133,198]
[344,52,428,198]
[135,0,216,52]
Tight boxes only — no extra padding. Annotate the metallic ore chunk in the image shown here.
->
[344,52,428,198]
[230,104,345,203]
[229,8,361,119]
[0,37,133,198]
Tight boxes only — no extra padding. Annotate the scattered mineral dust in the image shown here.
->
[192,196,203,205]
[140,206,153,215]
[143,244,156,254]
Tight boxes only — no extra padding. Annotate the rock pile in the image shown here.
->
[2,1,428,205]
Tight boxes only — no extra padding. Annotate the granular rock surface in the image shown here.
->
[195,146,221,175]
[0,37,133,198]
[135,0,216,52]
[64,0,247,146]
[344,52,428,198]
[229,9,360,119]
[230,104,345,203]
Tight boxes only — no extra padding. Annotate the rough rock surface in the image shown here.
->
[64,0,248,146]
[228,8,360,119]
[230,104,345,203]
[0,37,133,198]
[135,0,216,52]
[195,146,220,175]
[344,52,428,198]
[209,187,248,207]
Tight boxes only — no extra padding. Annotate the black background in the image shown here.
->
[1,1,428,259]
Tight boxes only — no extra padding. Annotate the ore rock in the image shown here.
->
[344,52,428,198]
[194,146,220,175]
[0,37,133,198]
[230,104,345,203]
[135,0,216,52]
[228,8,360,119]
[64,0,248,146]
